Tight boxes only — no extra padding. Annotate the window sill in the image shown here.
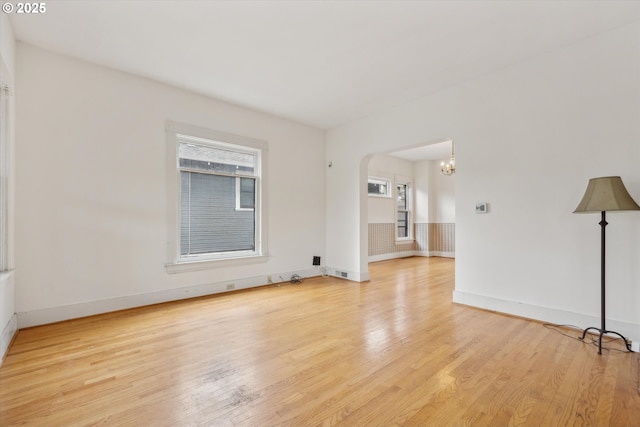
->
[166,254,269,274]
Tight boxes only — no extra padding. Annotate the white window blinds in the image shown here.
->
[177,137,260,258]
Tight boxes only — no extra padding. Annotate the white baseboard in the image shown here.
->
[1,313,17,365]
[368,251,455,263]
[429,251,455,258]
[368,251,418,263]
[17,268,321,328]
[452,290,639,345]
[328,266,370,282]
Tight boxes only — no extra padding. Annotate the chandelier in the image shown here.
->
[440,141,455,175]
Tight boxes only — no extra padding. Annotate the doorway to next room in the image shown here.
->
[365,140,455,265]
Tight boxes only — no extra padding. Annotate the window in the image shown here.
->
[396,183,412,240]
[368,177,391,197]
[179,137,258,257]
[236,177,255,211]
[166,122,268,271]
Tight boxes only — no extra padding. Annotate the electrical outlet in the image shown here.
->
[226,283,235,290]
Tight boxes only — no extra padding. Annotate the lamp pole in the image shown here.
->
[580,210,632,354]
[598,211,607,354]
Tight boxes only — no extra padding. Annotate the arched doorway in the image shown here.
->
[362,140,455,268]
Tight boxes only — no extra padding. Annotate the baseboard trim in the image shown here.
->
[368,251,455,263]
[368,251,418,263]
[429,251,455,258]
[17,268,321,328]
[328,267,370,282]
[1,313,17,365]
[452,290,639,345]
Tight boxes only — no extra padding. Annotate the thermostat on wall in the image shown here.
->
[475,202,488,214]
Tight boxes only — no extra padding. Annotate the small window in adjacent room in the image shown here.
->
[368,177,391,197]
[396,182,412,240]
[166,122,268,271]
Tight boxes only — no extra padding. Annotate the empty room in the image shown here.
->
[1,1,640,425]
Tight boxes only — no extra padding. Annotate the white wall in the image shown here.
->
[0,12,17,362]
[414,158,456,224]
[427,159,455,223]
[326,22,640,342]
[414,160,430,224]
[15,44,326,327]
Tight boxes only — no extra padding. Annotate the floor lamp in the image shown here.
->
[573,176,640,354]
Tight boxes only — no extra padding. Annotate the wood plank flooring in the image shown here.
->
[1,257,638,426]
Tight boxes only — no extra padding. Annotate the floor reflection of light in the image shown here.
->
[365,327,389,354]
[394,281,407,336]
[435,368,455,388]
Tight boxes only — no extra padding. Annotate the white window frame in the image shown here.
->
[0,67,12,274]
[395,179,413,242]
[368,176,391,198]
[235,176,255,211]
[165,121,268,273]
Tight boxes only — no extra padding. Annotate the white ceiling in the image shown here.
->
[9,1,640,130]
[388,140,453,162]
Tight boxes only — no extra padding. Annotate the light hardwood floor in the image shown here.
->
[1,257,638,426]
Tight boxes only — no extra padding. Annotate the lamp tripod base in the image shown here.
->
[580,326,632,354]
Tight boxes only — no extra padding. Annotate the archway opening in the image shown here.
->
[362,140,456,269]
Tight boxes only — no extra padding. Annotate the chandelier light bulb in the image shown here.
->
[440,141,455,176]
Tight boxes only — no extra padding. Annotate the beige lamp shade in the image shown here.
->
[574,176,640,213]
